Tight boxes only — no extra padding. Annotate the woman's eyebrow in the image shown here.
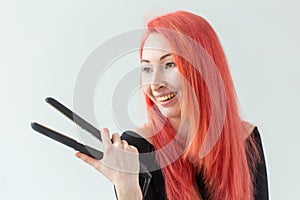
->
[160,53,172,61]
[141,53,172,63]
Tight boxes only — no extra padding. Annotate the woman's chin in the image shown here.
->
[159,107,181,119]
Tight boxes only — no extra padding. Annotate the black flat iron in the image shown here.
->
[31,97,151,198]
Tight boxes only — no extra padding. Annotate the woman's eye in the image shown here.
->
[165,62,176,69]
[141,66,153,73]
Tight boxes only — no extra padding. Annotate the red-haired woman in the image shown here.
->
[76,10,268,200]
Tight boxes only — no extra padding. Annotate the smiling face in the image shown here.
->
[141,33,182,120]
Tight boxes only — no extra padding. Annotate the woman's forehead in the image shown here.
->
[142,33,172,60]
[143,33,171,52]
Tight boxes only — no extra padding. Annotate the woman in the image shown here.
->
[76,10,268,200]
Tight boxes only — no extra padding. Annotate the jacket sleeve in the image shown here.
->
[251,127,269,200]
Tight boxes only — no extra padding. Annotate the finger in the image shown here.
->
[111,133,122,146]
[130,145,139,153]
[75,152,101,171]
[121,139,128,145]
[121,140,129,149]
[100,128,111,148]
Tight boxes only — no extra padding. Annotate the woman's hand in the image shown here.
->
[75,128,142,200]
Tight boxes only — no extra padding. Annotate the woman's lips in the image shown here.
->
[155,92,178,107]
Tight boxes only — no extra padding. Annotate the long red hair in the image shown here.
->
[140,10,260,200]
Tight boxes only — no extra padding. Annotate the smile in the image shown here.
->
[156,93,176,102]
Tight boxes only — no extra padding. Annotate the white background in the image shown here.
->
[1,0,299,199]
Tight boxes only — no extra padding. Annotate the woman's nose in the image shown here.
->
[151,80,166,91]
[151,70,166,91]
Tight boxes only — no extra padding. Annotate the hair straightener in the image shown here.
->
[31,97,151,198]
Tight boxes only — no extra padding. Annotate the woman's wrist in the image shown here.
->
[115,180,142,200]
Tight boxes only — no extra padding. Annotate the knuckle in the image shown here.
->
[93,162,101,171]
[130,145,138,152]
[82,156,89,162]
[112,142,121,149]
[121,140,128,145]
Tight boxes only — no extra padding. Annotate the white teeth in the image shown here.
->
[157,93,175,102]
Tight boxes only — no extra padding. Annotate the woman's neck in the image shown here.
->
[169,117,181,132]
